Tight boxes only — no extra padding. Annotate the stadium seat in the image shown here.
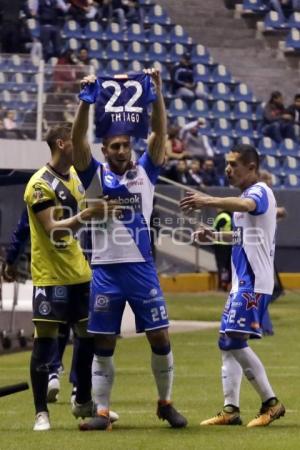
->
[168,98,189,117]
[8,73,27,92]
[127,59,144,73]
[105,23,123,41]
[243,0,269,13]
[270,173,282,188]
[102,59,125,76]
[285,28,300,50]
[147,24,170,43]
[62,20,83,39]
[282,156,300,174]
[195,81,210,99]
[6,55,23,73]
[264,11,288,30]
[189,99,210,118]
[194,64,212,83]
[127,41,147,61]
[233,83,255,102]
[169,25,192,45]
[190,44,211,64]
[18,91,36,111]
[279,138,300,156]
[106,40,125,61]
[258,137,278,156]
[288,12,300,29]
[125,23,147,42]
[284,174,300,187]
[234,119,255,137]
[147,43,168,62]
[233,101,253,119]
[211,65,235,84]
[174,115,187,127]
[68,38,80,52]
[214,118,233,137]
[211,100,231,119]
[145,5,171,25]
[0,90,14,109]
[169,44,187,62]
[88,39,105,59]
[84,21,102,39]
[236,136,255,146]
[152,61,170,80]
[26,74,38,93]
[90,58,104,74]
[261,155,281,173]
[216,135,234,154]
[211,82,232,101]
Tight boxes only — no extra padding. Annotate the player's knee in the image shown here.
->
[218,335,248,351]
[94,334,116,357]
[244,368,255,381]
[31,337,57,370]
[146,328,170,349]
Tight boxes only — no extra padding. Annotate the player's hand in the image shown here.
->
[80,74,97,88]
[192,226,215,244]
[2,263,18,282]
[87,197,122,220]
[180,191,210,212]
[144,68,162,91]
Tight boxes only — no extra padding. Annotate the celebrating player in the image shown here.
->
[71,69,187,430]
[180,144,285,427]
[24,123,121,431]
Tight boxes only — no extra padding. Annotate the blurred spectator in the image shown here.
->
[3,110,17,130]
[287,93,300,142]
[187,159,203,187]
[180,119,214,161]
[63,99,77,122]
[0,0,32,53]
[75,47,90,79]
[168,159,190,185]
[0,119,5,138]
[213,210,232,291]
[200,158,221,187]
[170,55,196,99]
[35,0,69,61]
[261,91,295,143]
[53,49,79,93]
[68,0,99,26]
[165,126,187,160]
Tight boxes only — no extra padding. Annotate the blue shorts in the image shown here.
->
[220,291,272,338]
[88,262,169,335]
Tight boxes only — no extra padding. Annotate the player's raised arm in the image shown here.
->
[180,191,256,213]
[72,75,97,171]
[146,68,167,166]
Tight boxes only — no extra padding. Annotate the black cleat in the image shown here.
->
[157,401,188,428]
[79,411,112,431]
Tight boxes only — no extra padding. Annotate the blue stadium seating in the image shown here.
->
[195,81,211,99]
[233,83,256,102]
[234,118,255,138]
[233,101,253,119]
[169,44,187,62]
[211,83,232,101]
[236,136,255,146]
[102,59,125,76]
[169,25,192,45]
[270,174,282,188]
[127,41,147,61]
[194,64,212,83]
[106,40,125,61]
[125,24,147,43]
[88,39,105,59]
[168,98,189,117]
[243,0,269,13]
[68,37,81,52]
[211,65,235,84]
[285,28,300,50]
[145,5,171,25]
[214,118,233,137]
[127,59,144,73]
[211,100,231,119]
[261,155,282,173]
[189,99,210,118]
[216,135,234,154]
[105,23,123,41]
[147,24,170,43]
[27,18,40,39]
[258,137,279,156]
[190,44,211,64]
[62,20,84,39]
[84,21,102,39]
[282,156,300,174]
[288,12,300,29]
[264,11,288,30]
[284,174,300,187]
[147,43,168,62]
[279,138,300,156]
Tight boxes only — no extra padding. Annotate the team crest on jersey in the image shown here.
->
[104,173,116,186]
[242,293,262,310]
[53,286,67,301]
[94,295,110,312]
[33,184,44,201]
[35,287,46,298]
[58,190,67,201]
[126,170,137,180]
[149,288,158,297]
[39,301,51,316]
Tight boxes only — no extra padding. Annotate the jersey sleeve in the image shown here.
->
[5,208,30,265]
[245,185,269,216]
[76,157,100,190]
[78,79,100,104]
[24,179,56,213]
[138,152,161,185]
[142,74,157,104]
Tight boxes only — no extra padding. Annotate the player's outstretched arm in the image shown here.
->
[180,191,256,213]
[72,75,97,171]
[146,68,167,166]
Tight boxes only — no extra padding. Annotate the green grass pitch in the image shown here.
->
[1,291,300,450]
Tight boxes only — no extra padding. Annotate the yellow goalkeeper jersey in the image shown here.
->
[24,164,91,286]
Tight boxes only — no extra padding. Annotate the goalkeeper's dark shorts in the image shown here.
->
[32,282,90,324]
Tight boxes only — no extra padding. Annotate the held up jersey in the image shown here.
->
[79,73,157,139]
[24,165,91,286]
[76,152,160,265]
[231,182,276,295]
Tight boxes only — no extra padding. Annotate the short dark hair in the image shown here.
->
[230,143,260,171]
[294,93,300,101]
[45,123,72,153]
[270,90,282,102]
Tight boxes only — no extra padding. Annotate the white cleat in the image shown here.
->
[47,375,60,403]
[33,412,50,431]
[109,410,119,423]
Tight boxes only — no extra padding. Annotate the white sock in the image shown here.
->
[221,350,243,408]
[151,351,174,401]
[231,347,275,402]
[92,355,114,412]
